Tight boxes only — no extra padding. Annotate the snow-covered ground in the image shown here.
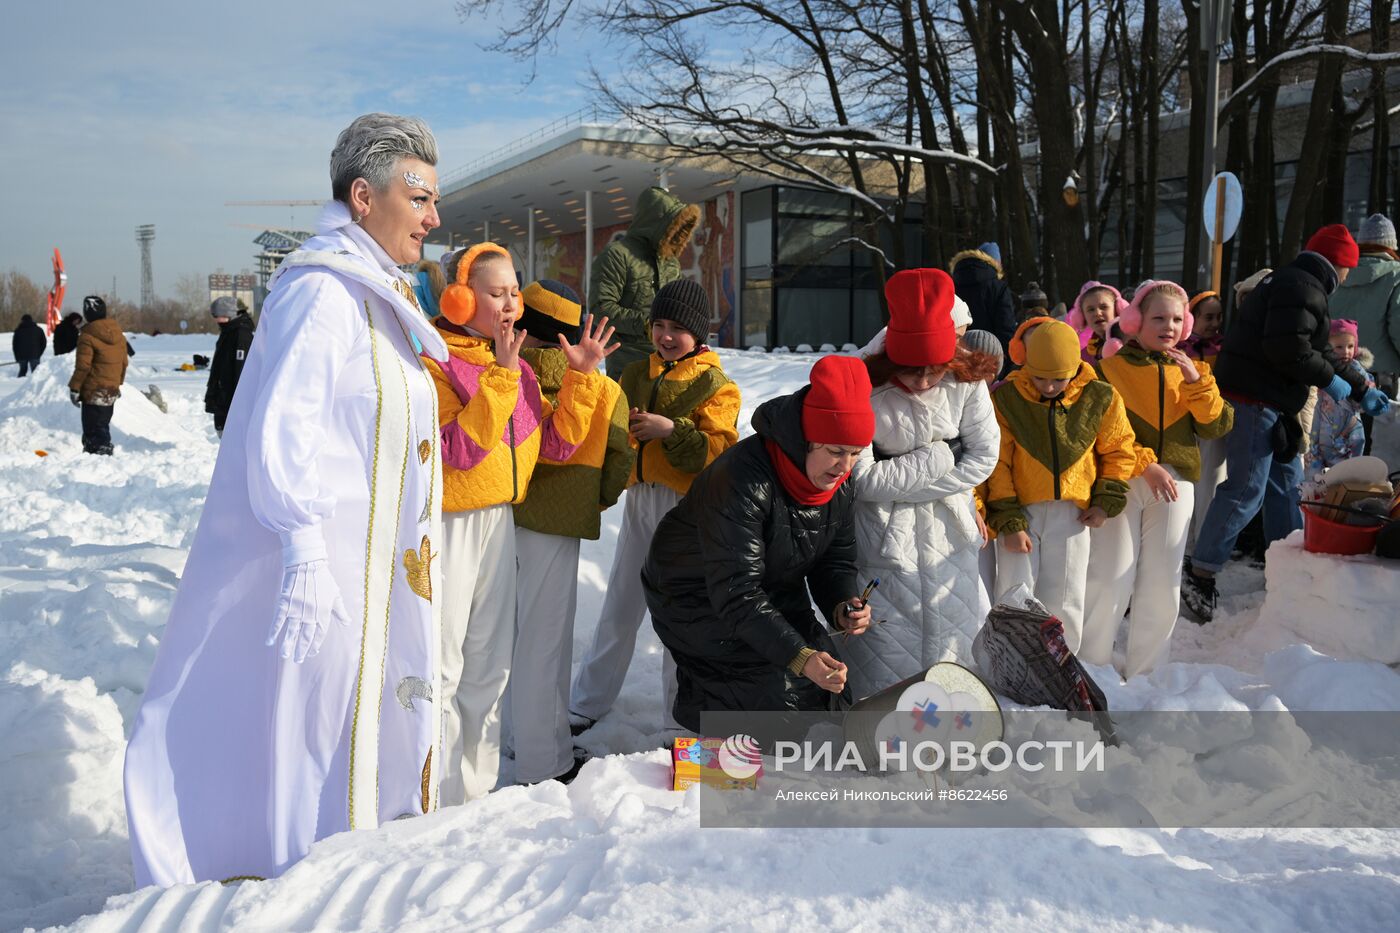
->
[2,337,1399,932]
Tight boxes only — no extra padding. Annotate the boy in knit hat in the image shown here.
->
[1082,281,1233,678]
[570,278,741,733]
[508,280,635,784]
[987,319,1137,652]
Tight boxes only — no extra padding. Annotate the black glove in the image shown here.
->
[69,390,81,407]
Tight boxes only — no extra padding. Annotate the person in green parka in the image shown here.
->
[589,186,701,378]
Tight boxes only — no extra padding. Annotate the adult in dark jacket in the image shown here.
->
[68,296,129,455]
[53,312,83,355]
[12,314,46,376]
[590,186,700,378]
[950,242,1016,367]
[204,296,256,435]
[1184,225,1391,621]
[643,355,876,731]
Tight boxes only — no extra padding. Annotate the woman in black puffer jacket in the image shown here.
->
[643,356,877,731]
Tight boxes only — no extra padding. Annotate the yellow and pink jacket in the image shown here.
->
[425,324,605,513]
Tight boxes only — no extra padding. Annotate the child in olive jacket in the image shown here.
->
[570,279,740,732]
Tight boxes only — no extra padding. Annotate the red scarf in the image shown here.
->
[765,438,847,506]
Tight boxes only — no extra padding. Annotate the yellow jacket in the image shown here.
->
[617,350,741,496]
[986,362,1137,534]
[513,347,635,539]
[1097,345,1234,482]
[425,327,605,513]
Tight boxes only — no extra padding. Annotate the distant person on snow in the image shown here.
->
[68,296,128,455]
[204,296,256,437]
[53,312,83,355]
[11,313,46,376]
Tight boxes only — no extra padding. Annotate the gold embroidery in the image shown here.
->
[418,439,431,464]
[404,535,434,602]
[421,747,432,814]
[348,298,386,829]
[392,277,421,311]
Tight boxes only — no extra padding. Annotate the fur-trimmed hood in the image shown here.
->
[949,248,1003,279]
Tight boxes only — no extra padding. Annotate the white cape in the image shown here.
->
[124,203,450,886]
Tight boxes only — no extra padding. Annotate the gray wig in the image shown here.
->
[329,113,439,202]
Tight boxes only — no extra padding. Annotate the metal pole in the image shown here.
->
[482,220,489,243]
[527,210,536,282]
[1198,0,1223,291]
[584,190,594,303]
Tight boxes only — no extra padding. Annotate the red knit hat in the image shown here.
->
[884,269,957,367]
[802,356,875,447]
[1306,224,1360,269]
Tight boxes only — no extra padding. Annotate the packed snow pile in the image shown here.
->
[1258,531,1400,664]
[1,338,1398,932]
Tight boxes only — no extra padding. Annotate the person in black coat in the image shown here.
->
[53,312,83,356]
[950,243,1017,373]
[1184,224,1392,622]
[11,314,47,376]
[643,355,876,731]
[204,297,256,436]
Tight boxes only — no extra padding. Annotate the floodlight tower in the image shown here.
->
[135,224,156,308]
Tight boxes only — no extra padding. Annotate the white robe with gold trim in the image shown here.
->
[124,203,447,887]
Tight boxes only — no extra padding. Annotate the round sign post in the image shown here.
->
[1202,172,1243,295]
[179,320,189,333]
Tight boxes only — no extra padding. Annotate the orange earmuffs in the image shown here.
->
[439,242,522,326]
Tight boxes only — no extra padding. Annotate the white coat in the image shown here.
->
[846,375,1000,699]
[123,203,448,887]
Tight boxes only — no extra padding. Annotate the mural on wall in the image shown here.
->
[524,191,737,347]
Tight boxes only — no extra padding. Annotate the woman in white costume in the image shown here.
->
[124,113,450,886]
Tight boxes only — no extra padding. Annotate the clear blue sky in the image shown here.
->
[0,0,603,304]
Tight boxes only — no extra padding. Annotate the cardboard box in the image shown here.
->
[671,736,762,791]
[1316,481,1393,523]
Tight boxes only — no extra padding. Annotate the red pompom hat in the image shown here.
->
[802,355,875,447]
[1305,224,1360,270]
[884,268,957,367]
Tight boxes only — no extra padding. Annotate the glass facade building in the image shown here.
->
[740,186,924,349]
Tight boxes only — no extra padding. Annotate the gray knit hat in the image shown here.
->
[650,278,711,343]
[961,328,1004,369]
[1357,213,1397,250]
[210,296,240,318]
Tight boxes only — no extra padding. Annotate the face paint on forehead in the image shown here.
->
[403,171,440,196]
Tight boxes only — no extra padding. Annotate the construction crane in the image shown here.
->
[44,248,66,335]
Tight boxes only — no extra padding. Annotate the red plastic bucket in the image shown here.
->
[1301,504,1383,556]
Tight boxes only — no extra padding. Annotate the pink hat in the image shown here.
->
[1330,318,1359,338]
[1067,281,1129,332]
[1121,280,1193,337]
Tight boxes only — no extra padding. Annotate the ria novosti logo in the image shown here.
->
[718,733,763,778]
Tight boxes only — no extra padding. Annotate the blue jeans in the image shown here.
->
[1192,400,1302,573]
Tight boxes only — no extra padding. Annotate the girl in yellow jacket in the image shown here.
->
[987,319,1138,653]
[426,243,615,804]
[1082,281,1232,679]
[570,279,741,733]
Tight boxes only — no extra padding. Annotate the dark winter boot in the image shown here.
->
[1181,571,1218,624]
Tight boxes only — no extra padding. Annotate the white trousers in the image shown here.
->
[570,483,680,726]
[509,527,581,784]
[440,504,516,805]
[978,539,997,610]
[1082,470,1195,679]
[1188,436,1227,555]
[994,500,1092,653]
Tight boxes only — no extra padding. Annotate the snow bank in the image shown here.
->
[0,341,1398,931]
[1258,531,1400,664]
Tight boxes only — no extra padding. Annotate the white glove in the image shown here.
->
[266,529,351,663]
